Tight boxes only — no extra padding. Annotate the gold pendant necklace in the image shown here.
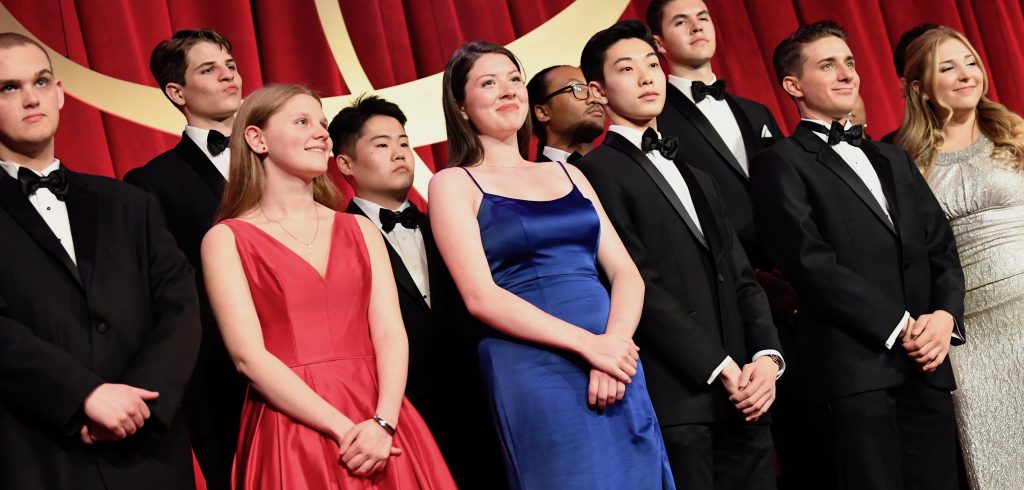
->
[261,202,319,252]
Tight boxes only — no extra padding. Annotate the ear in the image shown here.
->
[459,105,469,121]
[165,83,186,108]
[335,153,355,177]
[533,104,551,124]
[244,126,267,154]
[910,80,928,100]
[653,35,668,56]
[54,79,65,111]
[781,75,802,99]
[588,81,609,105]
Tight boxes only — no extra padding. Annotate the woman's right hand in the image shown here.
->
[580,333,639,383]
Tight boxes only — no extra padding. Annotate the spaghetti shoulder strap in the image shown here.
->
[556,161,576,187]
[459,167,485,193]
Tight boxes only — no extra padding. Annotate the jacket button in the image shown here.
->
[688,310,698,316]
[96,322,109,334]
[717,274,725,283]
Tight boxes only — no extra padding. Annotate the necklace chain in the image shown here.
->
[261,202,319,251]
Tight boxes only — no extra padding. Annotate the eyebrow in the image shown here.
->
[369,134,408,140]
[668,10,709,23]
[0,69,54,86]
[475,69,521,82]
[816,55,854,64]
[613,52,658,64]
[938,54,976,64]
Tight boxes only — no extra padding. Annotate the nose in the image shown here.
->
[837,63,854,82]
[23,86,40,108]
[690,21,703,34]
[219,66,236,82]
[499,80,517,98]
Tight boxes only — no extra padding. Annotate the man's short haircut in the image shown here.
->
[0,33,52,69]
[772,20,848,85]
[150,29,232,92]
[327,94,408,156]
[646,0,711,36]
[580,19,658,84]
[893,23,939,76]
[527,65,567,157]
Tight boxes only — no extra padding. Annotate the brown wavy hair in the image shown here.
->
[895,27,1024,176]
[215,84,341,222]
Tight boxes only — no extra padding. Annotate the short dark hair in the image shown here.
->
[893,23,939,76]
[580,20,658,84]
[150,29,232,93]
[441,40,531,167]
[772,20,848,85]
[527,65,566,158]
[646,0,710,36]
[0,33,52,69]
[327,94,408,156]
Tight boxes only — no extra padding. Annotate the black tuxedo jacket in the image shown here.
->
[659,84,782,268]
[0,169,200,489]
[124,135,243,487]
[749,123,965,403]
[575,132,781,425]
[345,200,507,488]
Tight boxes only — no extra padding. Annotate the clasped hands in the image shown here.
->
[901,310,955,373]
[332,417,403,477]
[581,333,640,410]
[79,383,160,445]
[720,357,778,422]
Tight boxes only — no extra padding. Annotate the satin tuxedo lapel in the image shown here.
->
[0,173,82,287]
[678,164,724,260]
[724,94,759,169]
[64,171,98,290]
[859,140,902,230]
[176,134,225,199]
[665,84,747,180]
[794,125,898,236]
[346,201,429,312]
[603,131,708,249]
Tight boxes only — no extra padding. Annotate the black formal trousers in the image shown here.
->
[125,135,244,490]
[662,422,776,490]
[0,169,200,490]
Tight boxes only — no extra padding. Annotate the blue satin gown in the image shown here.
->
[461,164,674,489]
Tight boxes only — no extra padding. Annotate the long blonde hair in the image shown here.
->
[895,27,1024,176]
[215,84,341,222]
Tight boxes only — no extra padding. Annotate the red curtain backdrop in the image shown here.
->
[6,0,1024,190]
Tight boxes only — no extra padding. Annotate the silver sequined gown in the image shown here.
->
[929,135,1024,490]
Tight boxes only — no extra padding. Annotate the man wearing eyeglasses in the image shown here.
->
[527,65,606,163]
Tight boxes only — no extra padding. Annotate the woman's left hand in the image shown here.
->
[588,368,626,410]
[339,419,401,476]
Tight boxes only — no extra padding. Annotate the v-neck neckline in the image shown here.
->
[231,211,340,281]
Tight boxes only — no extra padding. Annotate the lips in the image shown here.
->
[496,103,519,112]
[639,91,660,101]
[23,113,46,123]
[225,86,240,94]
[954,85,976,93]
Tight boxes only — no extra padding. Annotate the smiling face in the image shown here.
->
[461,52,528,140]
[654,0,716,69]
[590,37,666,128]
[926,38,984,118]
[337,115,413,202]
[0,44,63,161]
[248,94,331,182]
[783,35,860,121]
[169,41,242,125]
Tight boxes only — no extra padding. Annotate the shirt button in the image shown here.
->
[96,322,109,334]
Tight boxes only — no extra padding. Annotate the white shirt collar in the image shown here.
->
[802,118,852,142]
[351,197,412,231]
[541,146,572,163]
[607,124,660,152]
[0,159,62,179]
[668,74,718,104]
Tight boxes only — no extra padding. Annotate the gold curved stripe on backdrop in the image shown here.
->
[0,0,628,196]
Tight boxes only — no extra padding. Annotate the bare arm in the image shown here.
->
[202,224,352,443]
[428,168,639,383]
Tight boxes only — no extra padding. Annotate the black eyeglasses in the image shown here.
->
[541,83,590,102]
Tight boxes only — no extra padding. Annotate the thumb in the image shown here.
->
[390,446,403,456]
[133,388,160,400]
[339,425,359,454]
[738,364,756,389]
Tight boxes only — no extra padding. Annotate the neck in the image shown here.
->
[478,132,526,166]
[546,133,591,155]
[354,189,407,211]
[0,140,56,172]
[185,112,236,135]
[940,108,979,151]
[799,106,849,126]
[259,162,317,218]
[607,110,657,133]
[669,59,714,84]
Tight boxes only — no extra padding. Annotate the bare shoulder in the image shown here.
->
[202,222,238,250]
[429,166,473,194]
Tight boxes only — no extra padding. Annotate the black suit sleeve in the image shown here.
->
[0,301,105,435]
[117,193,201,429]
[578,161,730,386]
[900,152,966,341]
[750,150,907,345]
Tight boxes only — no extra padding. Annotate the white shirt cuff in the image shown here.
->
[885,311,911,349]
[752,349,785,378]
[707,356,732,385]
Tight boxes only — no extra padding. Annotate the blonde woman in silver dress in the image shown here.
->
[896,27,1024,489]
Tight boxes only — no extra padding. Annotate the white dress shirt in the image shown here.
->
[0,159,77,264]
[184,126,231,179]
[607,125,784,383]
[541,146,572,164]
[353,197,431,307]
[668,74,750,174]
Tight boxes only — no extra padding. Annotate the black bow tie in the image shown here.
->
[18,165,69,200]
[806,121,864,147]
[641,128,679,160]
[379,205,420,233]
[691,80,726,103]
[567,151,583,164]
[207,130,229,156]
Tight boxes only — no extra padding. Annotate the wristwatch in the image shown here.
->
[764,354,784,370]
